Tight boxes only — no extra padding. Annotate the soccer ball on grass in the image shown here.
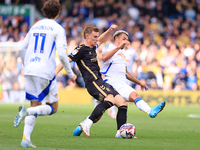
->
[119,123,136,139]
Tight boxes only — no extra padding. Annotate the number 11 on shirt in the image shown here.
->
[33,33,46,53]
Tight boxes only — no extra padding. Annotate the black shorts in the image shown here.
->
[85,78,119,102]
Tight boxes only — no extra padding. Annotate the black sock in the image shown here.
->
[116,105,127,130]
[89,101,113,122]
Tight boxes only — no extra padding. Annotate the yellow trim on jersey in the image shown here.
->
[81,60,98,80]
[92,81,107,97]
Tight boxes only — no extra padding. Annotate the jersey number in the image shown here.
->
[33,33,46,53]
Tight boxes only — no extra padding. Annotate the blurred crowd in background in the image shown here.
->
[1,0,200,102]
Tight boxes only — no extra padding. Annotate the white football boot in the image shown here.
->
[80,121,90,137]
[21,140,36,148]
[14,105,27,127]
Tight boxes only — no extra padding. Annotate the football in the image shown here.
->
[119,123,136,139]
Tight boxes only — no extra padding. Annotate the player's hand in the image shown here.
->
[70,74,77,83]
[109,24,117,32]
[139,81,148,91]
[117,40,130,49]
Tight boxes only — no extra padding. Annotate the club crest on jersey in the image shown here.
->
[72,49,78,55]
[118,53,126,60]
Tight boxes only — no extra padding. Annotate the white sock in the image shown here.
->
[22,116,36,141]
[27,105,53,116]
[111,106,117,115]
[84,118,93,128]
[85,115,90,120]
[135,99,151,114]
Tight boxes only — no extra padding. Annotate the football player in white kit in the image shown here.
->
[101,30,165,137]
[103,35,140,118]
[73,30,165,138]
[13,0,76,147]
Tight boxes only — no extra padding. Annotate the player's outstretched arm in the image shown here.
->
[97,24,117,47]
[126,68,148,91]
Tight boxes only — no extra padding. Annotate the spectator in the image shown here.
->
[1,0,200,93]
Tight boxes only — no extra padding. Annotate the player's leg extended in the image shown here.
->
[114,95,128,138]
[129,92,165,118]
[73,99,102,136]
[79,94,114,137]
[20,101,40,148]
[21,101,58,148]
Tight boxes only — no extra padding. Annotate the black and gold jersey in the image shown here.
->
[68,44,102,84]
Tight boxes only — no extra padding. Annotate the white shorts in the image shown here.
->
[25,75,58,104]
[104,77,136,101]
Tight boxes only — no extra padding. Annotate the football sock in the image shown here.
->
[22,116,36,141]
[116,105,127,130]
[27,105,54,116]
[134,97,151,114]
[84,118,93,128]
[111,106,117,116]
[89,101,113,122]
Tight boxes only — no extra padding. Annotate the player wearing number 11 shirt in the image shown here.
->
[13,0,76,148]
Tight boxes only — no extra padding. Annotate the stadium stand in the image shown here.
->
[1,0,200,103]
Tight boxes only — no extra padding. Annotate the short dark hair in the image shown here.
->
[42,0,61,19]
[83,26,99,39]
[113,30,129,40]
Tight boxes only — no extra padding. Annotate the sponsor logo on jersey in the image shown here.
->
[91,57,97,62]
[30,57,41,62]
[117,53,126,60]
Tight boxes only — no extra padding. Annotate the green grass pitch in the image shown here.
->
[0,103,200,150]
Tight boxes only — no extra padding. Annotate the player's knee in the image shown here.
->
[48,105,58,115]
[129,92,140,102]
[120,101,127,107]
[53,107,58,114]
[105,94,115,104]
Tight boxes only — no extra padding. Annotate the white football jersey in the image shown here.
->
[101,43,127,82]
[20,18,67,80]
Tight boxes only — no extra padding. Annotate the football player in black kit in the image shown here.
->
[56,24,130,137]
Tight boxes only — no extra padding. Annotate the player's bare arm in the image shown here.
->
[55,57,77,83]
[55,57,73,75]
[97,24,117,47]
[126,68,148,91]
[133,59,140,77]
[55,63,63,76]
[102,40,130,62]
